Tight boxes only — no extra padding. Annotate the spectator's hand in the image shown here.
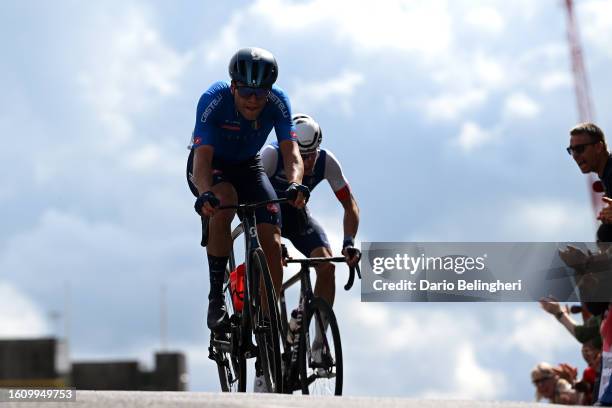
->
[558,245,589,269]
[554,363,578,384]
[194,191,220,217]
[598,197,612,224]
[286,183,309,209]
[539,296,562,316]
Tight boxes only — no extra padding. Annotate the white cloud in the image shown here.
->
[429,52,508,96]
[290,71,364,115]
[77,5,193,146]
[455,121,493,152]
[465,7,505,35]
[339,300,515,399]
[205,14,243,64]
[502,200,595,241]
[121,142,185,176]
[425,89,488,121]
[503,92,541,119]
[420,343,506,400]
[0,282,49,338]
[581,0,612,56]
[504,308,576,361]
[213,0,453,59]
[539,71,572,92]
[474,53,506,88]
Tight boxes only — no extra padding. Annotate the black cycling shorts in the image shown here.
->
[187,149,281,227]
[280,204,330,257]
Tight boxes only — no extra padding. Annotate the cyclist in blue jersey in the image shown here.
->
[261,114,360,346]
[187,47,309,334]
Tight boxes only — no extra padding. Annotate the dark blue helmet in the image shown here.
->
[228,47,278,88]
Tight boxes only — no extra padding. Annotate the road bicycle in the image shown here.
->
[207,198,285,393]
[279,246,361,395]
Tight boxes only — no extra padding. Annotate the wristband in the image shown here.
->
[343,237,355,248]
[555,311,564,320]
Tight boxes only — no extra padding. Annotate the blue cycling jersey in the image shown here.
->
[191,81,296,163]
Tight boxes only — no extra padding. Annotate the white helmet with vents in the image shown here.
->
[292,113,322,154]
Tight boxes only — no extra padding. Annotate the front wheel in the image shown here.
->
[213,332,246,392]
[213,268,247,392]
[251,248,283,393]
[298,297,342,395]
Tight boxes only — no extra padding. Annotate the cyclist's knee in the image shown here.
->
[310,246,332,258]
[257,223,281,245]
[208,183,237,226]
[211,182,238,205]
[316,262,335,281]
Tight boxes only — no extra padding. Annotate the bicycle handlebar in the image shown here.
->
[217,197,287,211]
[284,256,361,291]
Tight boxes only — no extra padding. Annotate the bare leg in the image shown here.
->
[311,246,335,306]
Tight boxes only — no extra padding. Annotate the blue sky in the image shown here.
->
[2,0,612,401]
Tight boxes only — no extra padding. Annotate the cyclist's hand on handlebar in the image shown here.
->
[285,182,309,209]
[342,237,361,267]
[194,191,220,217]
[280,244,289,267]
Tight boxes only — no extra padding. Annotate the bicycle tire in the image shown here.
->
[251,248,283,393]
[215,335,246,392]
[298,297,343,395]
[213,268,247,392]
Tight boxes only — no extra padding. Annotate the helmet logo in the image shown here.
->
[251,49,261,60]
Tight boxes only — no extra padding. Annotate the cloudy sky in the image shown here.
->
[2,0,612,401]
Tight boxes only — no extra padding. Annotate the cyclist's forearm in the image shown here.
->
[192,146,214,194]
[279,140,303,183]
[343,196,359,240]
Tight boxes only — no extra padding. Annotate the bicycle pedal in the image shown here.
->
[210,319,232,334]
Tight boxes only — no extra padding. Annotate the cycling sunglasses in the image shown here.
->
[566,141,599,155]
[301,150,319,160]
[236,85,270,99]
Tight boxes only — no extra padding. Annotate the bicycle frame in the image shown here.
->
[227,199,284,359]
[278,258,345,349]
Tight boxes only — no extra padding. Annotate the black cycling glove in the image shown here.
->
[285,182,310,203]
[342,237,362,262]
[194,191,220,216]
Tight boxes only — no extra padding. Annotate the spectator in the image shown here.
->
[597,304,612,405]
[567,122,612,235]
[539,296,602,347]
[575,340,602,405]
[531,362,578,404]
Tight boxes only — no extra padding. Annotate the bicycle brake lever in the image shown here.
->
[344,266,355,291]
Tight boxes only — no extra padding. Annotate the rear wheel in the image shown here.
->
[298,297,342,395]
[251,248,283,393]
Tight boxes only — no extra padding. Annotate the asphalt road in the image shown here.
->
[0,391,590,408]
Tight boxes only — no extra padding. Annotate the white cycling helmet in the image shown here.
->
[292,113,322,154]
